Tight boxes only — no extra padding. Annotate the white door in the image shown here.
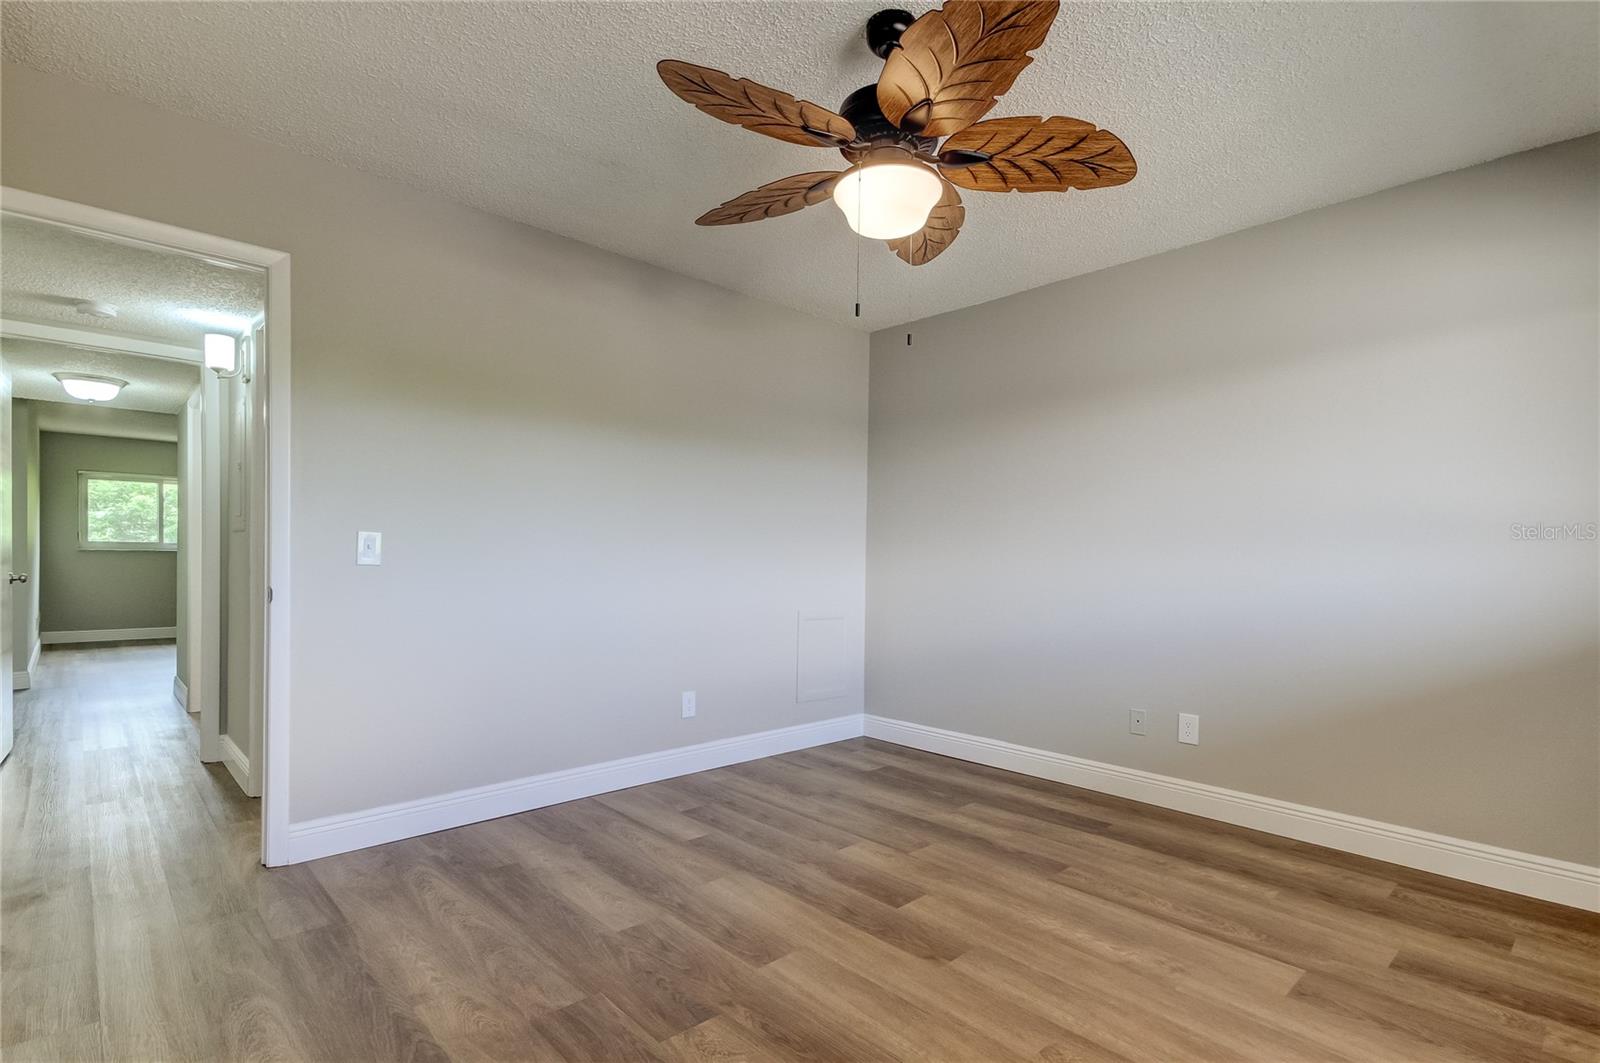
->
[222,347,256,794]
[1,354,14,764]
[217,330,262,798]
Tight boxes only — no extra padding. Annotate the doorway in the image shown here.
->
[0,188,291,864]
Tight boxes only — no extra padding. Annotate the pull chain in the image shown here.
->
[854,240,860,319]
[854,175,862,319]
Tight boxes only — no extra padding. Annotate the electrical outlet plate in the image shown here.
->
[1129,709,1147,736]
[1178,712,1199,745]
[681,691,697,719]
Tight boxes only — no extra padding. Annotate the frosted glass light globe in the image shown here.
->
[204,332,239,373]
[832,160,943,240]
[54,374,125,403]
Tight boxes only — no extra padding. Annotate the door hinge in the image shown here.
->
[267,586,274,603]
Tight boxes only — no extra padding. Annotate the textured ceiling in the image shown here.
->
[4,2,1596,330]
[2,337,200,414]
[1,214,264,346]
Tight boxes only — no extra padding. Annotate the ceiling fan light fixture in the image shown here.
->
[657,3,1134,266]
[831,157,944,240]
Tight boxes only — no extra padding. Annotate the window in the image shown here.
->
[79,471,179,551]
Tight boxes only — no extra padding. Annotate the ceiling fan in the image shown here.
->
[657,1,1135,266]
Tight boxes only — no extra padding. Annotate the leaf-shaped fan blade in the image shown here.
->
[887,181,965,265]
[939,116,1136,192]
[876,1,1060,137]
[658,60,856,147]
[696,171,844,226]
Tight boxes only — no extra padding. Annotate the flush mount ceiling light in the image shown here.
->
[657,2,1136,264]
[73,300,118,319]
[53,372,126,403]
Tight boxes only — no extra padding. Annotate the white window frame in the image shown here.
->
[78,470,179,551]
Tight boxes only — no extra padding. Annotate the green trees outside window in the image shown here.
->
[80,473,179,549]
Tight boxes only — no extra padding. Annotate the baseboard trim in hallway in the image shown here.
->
[284,714,865,863]
[12,638,41,691]
[864,714,1600,912]
[41,626,178,645]
[221,734,253,796]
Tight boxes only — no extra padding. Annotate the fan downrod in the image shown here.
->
[866,9,915,58]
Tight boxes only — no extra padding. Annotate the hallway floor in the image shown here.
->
[1,643,264,1061]
[3,645,1598,1061]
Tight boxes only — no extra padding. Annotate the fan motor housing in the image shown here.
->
[838,84,937,162]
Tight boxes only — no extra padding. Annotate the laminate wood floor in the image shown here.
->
[4,644,1597,1062]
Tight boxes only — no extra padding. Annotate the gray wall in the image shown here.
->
[868,135,1599,865]
[2,62,869,822]
[39,430,179,633]
[11,399,40,672]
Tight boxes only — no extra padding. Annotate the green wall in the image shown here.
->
[40,430,179,634]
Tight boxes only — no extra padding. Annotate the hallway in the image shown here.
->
[0,643,271,1060]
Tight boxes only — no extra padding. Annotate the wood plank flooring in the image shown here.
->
[3,643,1597,1062]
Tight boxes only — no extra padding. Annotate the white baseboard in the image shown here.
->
[864,714,1600,913]
[284,714,865,864]
[220,734,253,795]
[276,706,1596,910]
[42,626,177,645]
[12,639,41,691]
[173,675,189,710]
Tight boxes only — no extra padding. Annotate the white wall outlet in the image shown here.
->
[1129,709,1147,735]
[356,531,382,566]
[1178,712,1200,745]
[681,691,697,719]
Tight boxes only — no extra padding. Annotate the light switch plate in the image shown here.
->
[357,531,382,566]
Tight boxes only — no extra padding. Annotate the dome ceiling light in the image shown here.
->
[73,300,118,319]
[53,372,127,403]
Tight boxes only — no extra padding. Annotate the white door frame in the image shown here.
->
[199,369,225,766]
[180,387,214,758]
[1,186,294,867]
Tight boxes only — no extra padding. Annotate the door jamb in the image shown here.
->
[0,186,294,867]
